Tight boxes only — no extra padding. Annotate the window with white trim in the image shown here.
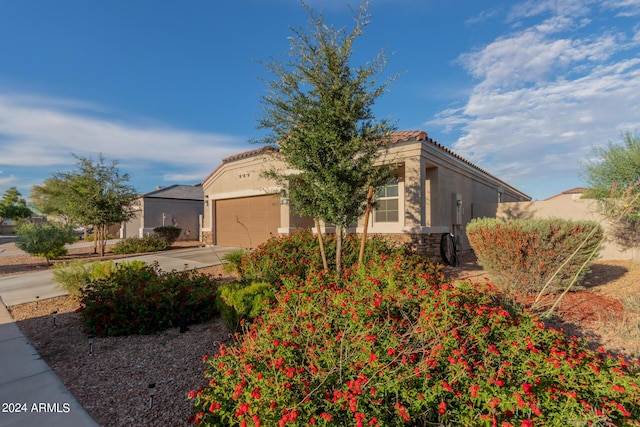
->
[374,182,399,222]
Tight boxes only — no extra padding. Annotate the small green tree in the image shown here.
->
[32,154,139,256]
[15,222,75,264]
[257,1,396,273]
[582,130,640,223]
[0,187,33,233]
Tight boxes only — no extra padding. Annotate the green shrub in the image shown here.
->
[190,255,640,426]
[110,235,169,255]
[85,233,116,242]
[216,281,275,332]
[80,263,219,336]
[53,260,147,297]
[221,249,246,274]
[466,218,603,295]
[238,229,408,285]
[15,222,75,264]
[153,225,182,245]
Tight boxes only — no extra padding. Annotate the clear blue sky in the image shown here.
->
[1,0,639,201]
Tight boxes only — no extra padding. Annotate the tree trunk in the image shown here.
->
[314,217,328,273]
[99,224,107,257]
[335,225,343,274]
[93,226,98,254]
[358,186,374,268]
[94,224,105,257]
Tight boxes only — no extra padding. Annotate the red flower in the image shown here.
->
[438,401,447,415]
[469,384,480,398]
[251,387,261,399]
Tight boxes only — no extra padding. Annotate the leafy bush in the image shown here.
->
[217,281,275,332]
[110,235,169,255]
[15,221,75,264]
[52,260,146,297]
[222,249,246,274]
[154,225,182,245]
[85,233,116,242]
[466,218,603,295]
[80,263,219,336]
[238,229,407,285]
[190,255,640,426]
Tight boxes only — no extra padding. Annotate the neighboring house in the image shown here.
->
[201,130,530,257]
[122,184,204,241]
[475,187,640,261]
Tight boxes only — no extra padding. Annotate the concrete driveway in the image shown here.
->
[0,245,237,307]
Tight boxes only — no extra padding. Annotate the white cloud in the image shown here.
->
[0,92,245,190]
[0,173,17,188]
[601,0,640,17]
[428,1,640,198]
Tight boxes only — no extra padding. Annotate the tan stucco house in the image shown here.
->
[122,184,204,241]
[201,130,530,256]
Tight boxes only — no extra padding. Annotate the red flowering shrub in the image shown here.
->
[80,262,220,336]
[238,229,408,285]
[190,255,640,426]
[466,218,603,295]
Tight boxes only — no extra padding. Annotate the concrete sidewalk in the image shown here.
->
[0,245,235,426]
[0,301,99,427]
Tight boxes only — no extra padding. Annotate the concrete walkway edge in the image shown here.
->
[0,297,99,427]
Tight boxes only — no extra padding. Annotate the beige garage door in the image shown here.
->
[215,195,281,248]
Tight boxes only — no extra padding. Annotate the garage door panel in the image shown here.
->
[215,195,280,248]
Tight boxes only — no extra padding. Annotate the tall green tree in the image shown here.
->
[32,154,139,256]
[257,1,396,273]
[582,130,640,223]
[31,177,74,225]
[0,187,33,233]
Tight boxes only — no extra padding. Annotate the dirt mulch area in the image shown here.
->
[6,261,232,427]
[8,294,230,427]
[445,253,640,359]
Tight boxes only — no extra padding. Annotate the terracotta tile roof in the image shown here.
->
[201,146,278,185]
[386,130,428,143]
[201,130,530,200]
[390,130,495,180]
[561,187,588,194]
[543,187,588,201]
[221,146,278,163]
